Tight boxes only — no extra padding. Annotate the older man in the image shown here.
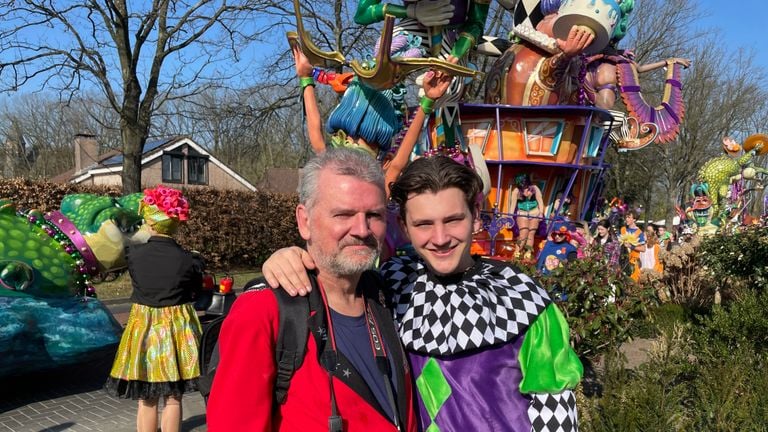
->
[207,149,416,431]
[263,156,583,431]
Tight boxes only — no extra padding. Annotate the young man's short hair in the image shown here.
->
[389,156,483,219]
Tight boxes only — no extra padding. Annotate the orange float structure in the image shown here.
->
[454,104,615,257]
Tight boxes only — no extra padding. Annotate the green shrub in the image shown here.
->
[694,288,768,357]
[577,228,768,430]
[535,255,653,358]
[689,345,768,431]
[697,226,768,294]
[582,323,768,431]
[579,326,694,432]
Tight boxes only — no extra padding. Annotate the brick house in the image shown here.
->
[52,134,256,191]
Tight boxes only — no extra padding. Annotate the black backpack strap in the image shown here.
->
[272,272,321,405]
[197,315,227,399]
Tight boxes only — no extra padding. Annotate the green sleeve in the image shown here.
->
[518,303,583,393]
[450,0,490,58]
[354,0,408,25]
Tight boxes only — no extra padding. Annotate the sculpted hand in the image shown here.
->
[422,69,453,100]
[406,0,455,27]
[669,58,691,68]
[557,25,595,57]
[261,247,316,296]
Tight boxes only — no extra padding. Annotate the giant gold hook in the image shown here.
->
[349,15,483,90]
[292,0,346,69]
[292,0,482,89]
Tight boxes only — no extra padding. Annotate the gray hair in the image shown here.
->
[299,148,385,210]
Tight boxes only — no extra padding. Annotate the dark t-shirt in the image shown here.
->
[127,236,205,307]
[330,308,398,421]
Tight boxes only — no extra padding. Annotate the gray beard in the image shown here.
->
[314,247,379,277]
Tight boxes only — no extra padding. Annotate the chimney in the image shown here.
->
[74,133,99,175]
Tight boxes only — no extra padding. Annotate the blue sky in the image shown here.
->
[697,0,767,70]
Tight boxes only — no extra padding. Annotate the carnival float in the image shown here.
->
[686,134,768,235]
[290,0,690,257]
[0,193,148,377]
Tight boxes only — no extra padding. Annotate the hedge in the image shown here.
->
[0,178,301,271]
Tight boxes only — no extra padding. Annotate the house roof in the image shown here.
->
[55,136,256,192]
[99,137,173,166]
[49,148,121,183]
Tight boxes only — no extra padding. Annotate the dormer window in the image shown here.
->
[188,155,208,185]
[162,153,183,183]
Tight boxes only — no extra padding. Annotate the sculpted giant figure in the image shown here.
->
[696,136,768,230]
[486,0,689,150]
[485,0,599,106]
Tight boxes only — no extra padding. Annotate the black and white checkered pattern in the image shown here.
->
[514,0,544,29]
[529,391,579,432]
[476,35,512,57]
[380,256,551,356]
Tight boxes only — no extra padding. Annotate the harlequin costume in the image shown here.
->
[381,255,583,431]
[104,186,204,399]
[207,272,417,431]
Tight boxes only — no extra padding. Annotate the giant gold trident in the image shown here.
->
[290,0,482,90]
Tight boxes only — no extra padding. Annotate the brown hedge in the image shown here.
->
[0,178,302,271]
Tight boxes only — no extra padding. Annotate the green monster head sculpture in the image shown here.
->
[0,192,150,298]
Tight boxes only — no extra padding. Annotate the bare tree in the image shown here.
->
[0,1,264,193]
[0,92,121,178]
[153,83,332,183]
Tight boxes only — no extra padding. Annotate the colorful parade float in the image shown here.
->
[0,193,148,377]
[291,0,688,258]
[686,134,768,235]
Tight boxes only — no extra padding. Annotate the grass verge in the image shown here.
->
[94,269,263,300]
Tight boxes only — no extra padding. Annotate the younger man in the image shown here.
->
[264,156,583,431]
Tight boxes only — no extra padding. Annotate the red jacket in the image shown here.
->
[207,289,417,431]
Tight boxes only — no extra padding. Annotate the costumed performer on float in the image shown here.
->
[508,172,544,259]
[104,185,204,432]
[260,156,583,431]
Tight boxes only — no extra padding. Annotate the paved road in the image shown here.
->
[0,301,208,432]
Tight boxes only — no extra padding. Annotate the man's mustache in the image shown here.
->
[340,237,379,249]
